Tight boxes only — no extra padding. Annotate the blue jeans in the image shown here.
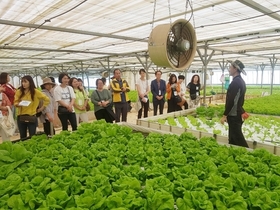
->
[17,118,37,139]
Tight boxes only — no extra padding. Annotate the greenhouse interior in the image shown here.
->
[0,0,280,209]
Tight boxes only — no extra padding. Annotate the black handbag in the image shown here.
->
[58,106,70,114]
[174,95,182,103]
[19,115,37,123]
[105,104,116,121]
[190,94,197,100]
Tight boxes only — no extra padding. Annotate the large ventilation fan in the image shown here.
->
[148,19,197,71]
[101,71,109,78]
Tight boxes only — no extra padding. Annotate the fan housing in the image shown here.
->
[148,19,197,71]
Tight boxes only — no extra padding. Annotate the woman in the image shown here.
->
[77,78,89,97]
[0,88,12,141]
[69,77,89,125]
[91,79,114,123]
[14,75,50,139]
[187,74,203,108]
[39,77,56,136]
[166,74,182,113]
[136,69,150,119]
[54,73,77,131]
[0,73,16,105]
[0,72,16,116]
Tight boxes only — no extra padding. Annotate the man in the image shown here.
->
[110,69,130,122]
[151,70,166,116]
[220,60,248,148]
[136,69,150,119]
[178,75,188,109]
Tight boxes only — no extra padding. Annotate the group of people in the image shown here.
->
[144,70,203,117]
[0,69,203,141]
[0,72,90,141]
[0,60,248,148]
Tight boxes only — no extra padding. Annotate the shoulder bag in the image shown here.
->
[0,106,16,136]
[18,115,37,123]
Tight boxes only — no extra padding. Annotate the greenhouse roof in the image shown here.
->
[0,0,280,76]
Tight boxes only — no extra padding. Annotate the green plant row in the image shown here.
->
[244,94,280,115]
[1,121,280,209]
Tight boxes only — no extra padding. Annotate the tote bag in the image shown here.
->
[0,106,16,137]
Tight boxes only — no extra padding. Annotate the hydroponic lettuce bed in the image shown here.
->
[157,114,280,145]
[1,121,280,209]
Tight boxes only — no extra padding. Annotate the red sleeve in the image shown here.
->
[3,84,16,104]
[2,93,12,107]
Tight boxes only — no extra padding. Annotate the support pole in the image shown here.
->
[259,63,265,89]
[269,54,278,95]
[218,58,228,100]
[197,43,215,105]
[256,65,259,85]
[99,57,117,83]
[34,69,39,88]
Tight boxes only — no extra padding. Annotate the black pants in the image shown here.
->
[58,112,77,131]
[227,115,249,147]
[167,97,182,113]
[138,99,149,119]
[43,119,56,136]
[17,118,37,139]
[153,99,164,116]
[114,102,128,122]
[95,109,113,123]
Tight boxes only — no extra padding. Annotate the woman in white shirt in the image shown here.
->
[54,73,77,131]
[136,69,150,119]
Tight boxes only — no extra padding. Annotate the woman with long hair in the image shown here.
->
[69,77,89,126]
[77,78,89,96]
[187,74,203,108]
[14,75,50,139]
[54,73,77,131]
[166,74,182,113]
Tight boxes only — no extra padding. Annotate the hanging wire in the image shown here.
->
[189,0,195,28]
[184,0,189,19]
[149,0,157,44]
[151,0,157,30]
[4,0,88,47]
[167,0,172,24]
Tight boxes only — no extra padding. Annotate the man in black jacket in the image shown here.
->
[220,60,249,147]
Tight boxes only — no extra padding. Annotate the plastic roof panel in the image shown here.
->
[0,0,280,74]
